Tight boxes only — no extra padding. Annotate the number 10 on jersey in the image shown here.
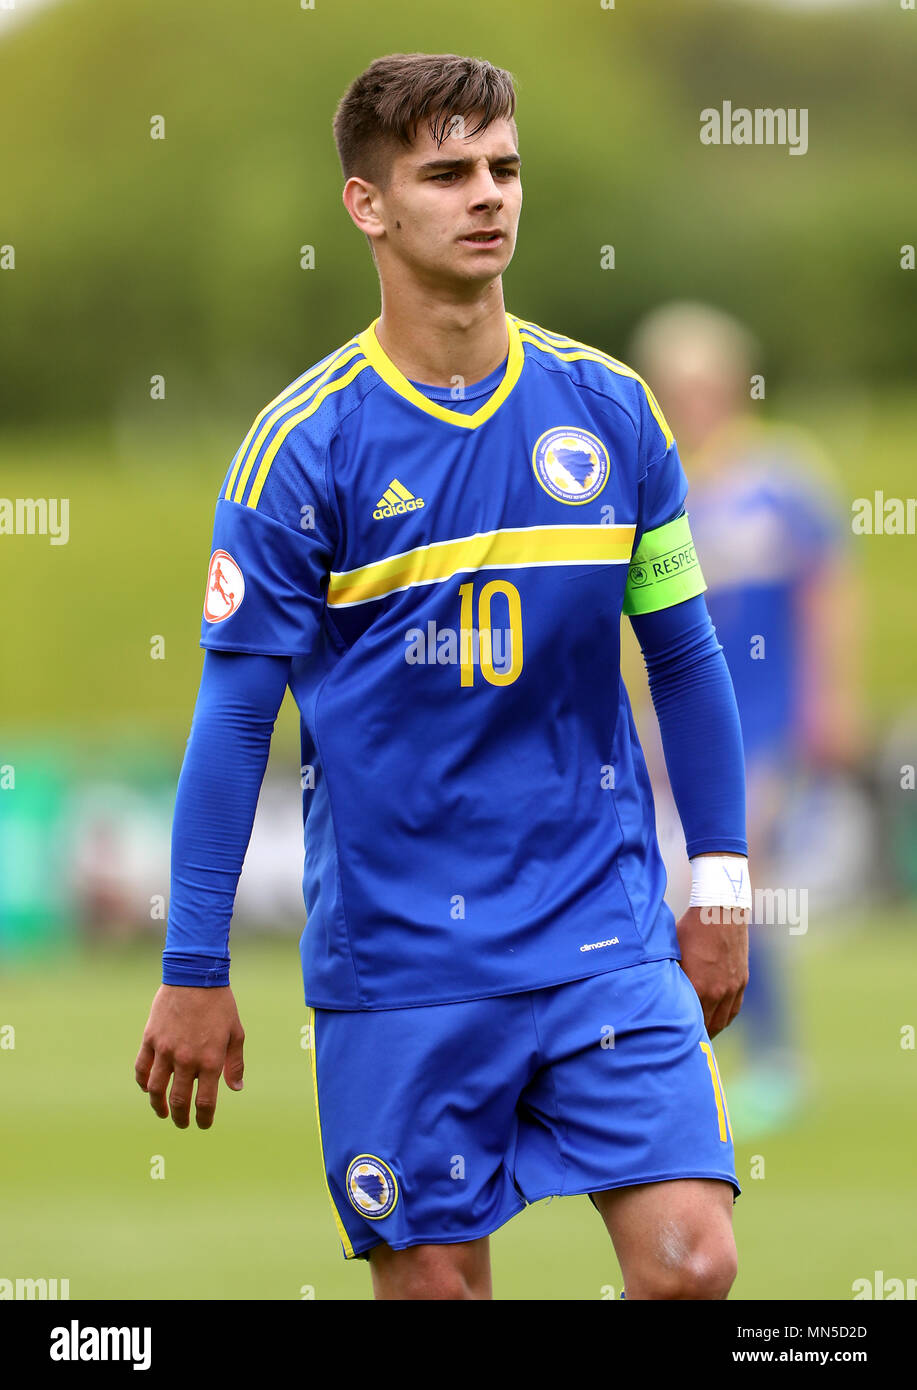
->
[457,580,524,688]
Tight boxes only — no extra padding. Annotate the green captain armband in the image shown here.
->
[622,511,707,616]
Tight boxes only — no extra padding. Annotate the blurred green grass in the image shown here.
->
[1,907,914,1300]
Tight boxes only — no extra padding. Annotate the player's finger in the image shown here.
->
[712,985,744,1036]
[726,983,747,1028]
[706,992,734,1039]
[194,1067,222,1130]
[146,1054,173,1119]
[697,987,721,1038]
[167,1061,197,1129]
[223,1029,245,1092]
[135,1038,155,1090]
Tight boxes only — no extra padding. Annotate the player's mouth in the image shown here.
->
[457,230,505,249]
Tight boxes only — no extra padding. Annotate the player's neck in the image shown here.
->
[373,280,509,389]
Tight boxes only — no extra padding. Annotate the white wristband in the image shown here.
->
[689,855,752,910]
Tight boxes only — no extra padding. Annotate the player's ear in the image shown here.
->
[343,177,386,243]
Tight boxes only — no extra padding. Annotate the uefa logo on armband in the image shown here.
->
[203,549,244,623]
[346,1155,399,1220]
[532,426,610,505]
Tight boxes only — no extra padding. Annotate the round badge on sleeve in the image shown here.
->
[203,549,244,623]
[346,1155,399,1220]
[532,426,610,505]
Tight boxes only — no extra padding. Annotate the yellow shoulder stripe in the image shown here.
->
[245,355,371,510]
[224,339,360,503]
[514,317,674,450]
[225,342,369,509]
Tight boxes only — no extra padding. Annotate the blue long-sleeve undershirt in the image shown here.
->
[162,594,747,988]
[162,650,290,987]
[630,593,748,859]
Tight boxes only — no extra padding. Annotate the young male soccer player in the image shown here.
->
[629,302,863,1136]
[135,54,751,1300]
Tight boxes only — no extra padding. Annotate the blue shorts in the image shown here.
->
[308,958,739,1259]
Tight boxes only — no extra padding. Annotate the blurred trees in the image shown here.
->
[0,0,914,430]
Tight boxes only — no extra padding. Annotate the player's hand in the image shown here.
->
[134,984,245,1130]
[675,906,749,1039]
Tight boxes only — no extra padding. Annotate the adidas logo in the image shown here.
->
[373,479,425,520]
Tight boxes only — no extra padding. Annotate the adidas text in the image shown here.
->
[374,497,424,520]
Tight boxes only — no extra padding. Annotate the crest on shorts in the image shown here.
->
[346,1154,399,1219]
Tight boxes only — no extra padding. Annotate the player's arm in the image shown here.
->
[624,378,748,1038]
[798,553,865,769]
[630,591,749,1038]
[135,423,338,1127]
[135,649,290,1129]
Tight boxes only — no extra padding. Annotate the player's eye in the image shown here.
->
[494,167,519,177]
[431,171,459,182]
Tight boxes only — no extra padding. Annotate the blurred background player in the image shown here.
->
[626,302,871,1138]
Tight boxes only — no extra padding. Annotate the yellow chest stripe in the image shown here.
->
[327,523,636,608]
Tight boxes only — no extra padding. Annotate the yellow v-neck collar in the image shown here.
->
[356,312,524,430]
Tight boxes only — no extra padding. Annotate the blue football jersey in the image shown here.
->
[685,425,844,760]
[199,313,708,1009]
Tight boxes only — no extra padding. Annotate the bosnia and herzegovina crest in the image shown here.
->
[346,1154,399,1219]
[532,426,610,505]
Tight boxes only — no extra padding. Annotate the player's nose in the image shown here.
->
[466,166,505,208]
[468,186,504,214]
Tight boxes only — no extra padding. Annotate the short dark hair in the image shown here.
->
[333,53,518,188]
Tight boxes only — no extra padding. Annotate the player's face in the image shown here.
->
[378,116,522,287]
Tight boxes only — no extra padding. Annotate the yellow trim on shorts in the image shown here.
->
[308,1006,356,1258]
[700,1040,731,1143]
